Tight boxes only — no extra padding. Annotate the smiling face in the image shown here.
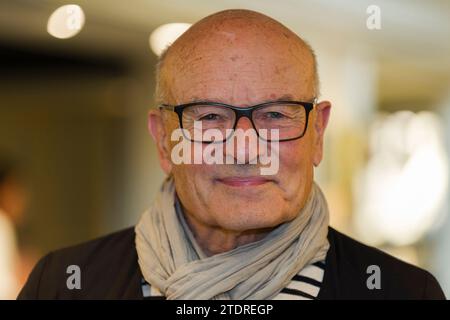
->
[149,10,331,233]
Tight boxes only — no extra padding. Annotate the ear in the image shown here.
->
[148,109,173,174]
[312,100,332,167]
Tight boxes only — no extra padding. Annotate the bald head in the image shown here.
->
[155,9,319,105]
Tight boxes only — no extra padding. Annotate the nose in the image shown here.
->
[234,116,254,131]
[224,116,266,165]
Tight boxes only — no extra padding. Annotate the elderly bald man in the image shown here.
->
[19,9,445,300]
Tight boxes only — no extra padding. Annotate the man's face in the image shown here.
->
[150,19,331,232]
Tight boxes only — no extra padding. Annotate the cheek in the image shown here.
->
[172,163,215,203]
[277,138,314,199]
[172,163,222,226]
[173,163,211,188]
[279,139,312,174]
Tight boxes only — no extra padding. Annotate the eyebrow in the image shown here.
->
[185,94,299,105]
[274,94,296,101]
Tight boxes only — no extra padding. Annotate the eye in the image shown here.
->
[264,111,287,119]
[199,113,221,121]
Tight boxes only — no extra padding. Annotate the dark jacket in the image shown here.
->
[17,227,446,300]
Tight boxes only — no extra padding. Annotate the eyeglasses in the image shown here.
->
[159,99,317,143]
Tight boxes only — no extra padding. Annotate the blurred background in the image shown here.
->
[1,0,450,299]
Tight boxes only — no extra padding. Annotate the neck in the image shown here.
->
[182,210,273,257]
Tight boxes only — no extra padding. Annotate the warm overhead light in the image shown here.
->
[47,4,85,39]
[149,23,191,56]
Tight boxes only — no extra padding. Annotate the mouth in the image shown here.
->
[216,176,273,187]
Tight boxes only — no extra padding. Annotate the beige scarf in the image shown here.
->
[135,177,329,300]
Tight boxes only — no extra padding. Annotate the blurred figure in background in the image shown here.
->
[0,157,28,299]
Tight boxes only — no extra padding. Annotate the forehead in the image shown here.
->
[163,26,315,105]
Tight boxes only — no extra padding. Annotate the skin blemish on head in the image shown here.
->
[216,31,236,42]
[230,55,240,62]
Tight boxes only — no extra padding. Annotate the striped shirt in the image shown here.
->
[141,260,325,300]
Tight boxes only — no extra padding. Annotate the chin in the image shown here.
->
[214,206,289,232]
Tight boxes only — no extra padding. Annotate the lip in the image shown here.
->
[217,176,272,187]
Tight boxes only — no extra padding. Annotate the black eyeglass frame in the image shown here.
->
[159,99,317,143]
